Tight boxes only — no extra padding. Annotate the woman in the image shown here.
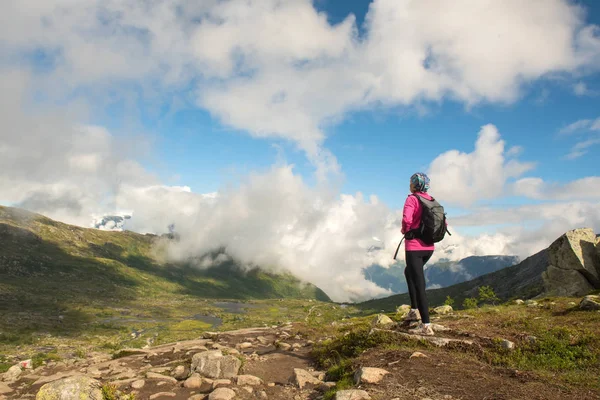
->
[401,172,435,336]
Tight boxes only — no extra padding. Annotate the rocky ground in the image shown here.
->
[2,294,599,400]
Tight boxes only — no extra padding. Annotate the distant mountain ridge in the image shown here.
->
[364,255,519,294]
[359,227,600,312]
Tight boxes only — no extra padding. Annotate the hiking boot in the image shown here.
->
[408,323,434,336]
[403,308,421,322]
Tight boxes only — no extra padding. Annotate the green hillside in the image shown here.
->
[0,205,330,351]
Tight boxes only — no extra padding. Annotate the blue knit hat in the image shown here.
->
[410,172,430,192]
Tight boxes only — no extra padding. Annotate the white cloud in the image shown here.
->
[2,0,600,157]
[558,116,600,158]
[512,177,600,200]
[427,124,535,207]
[559,117,600,135]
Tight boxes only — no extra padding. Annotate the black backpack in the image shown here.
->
[393,194,451,260]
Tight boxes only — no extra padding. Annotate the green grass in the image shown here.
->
[0,205,332,354]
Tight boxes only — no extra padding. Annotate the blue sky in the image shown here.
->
[2,0,600,300]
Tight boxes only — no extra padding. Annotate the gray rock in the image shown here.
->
[431,305,453,315]
[525,300,539,307]
[191,350,241,379]
[318,382,336,392]
[354,367,389,384]
[543,228,600,296]
[172,365,188,380]
[371,314,395,328]
[335,390,371,400]
[149,392,176,399]
[259,391,268,399]
[3,365,22,382]
[500,339,515,350]
[236,375,263,386]
[291,368,321,389]
[184,374,203,389]
[36,376,102,400]
[396,304,411,318]
[579,295,600,310]
[131,379,145,389]
[514,299,525,305]
[208,387,236,400]
[277,343,292,351]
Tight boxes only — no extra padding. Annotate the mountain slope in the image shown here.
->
[0,206,330,341]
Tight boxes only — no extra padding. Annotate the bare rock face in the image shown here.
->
[542,228,600,296]
[36,376,102,400]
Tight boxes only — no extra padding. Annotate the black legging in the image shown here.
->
[404,250,434,324]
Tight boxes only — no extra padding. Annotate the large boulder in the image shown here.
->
[2,365,21,382]
[36,376,102,400]
[542,228,600,296]
[580,295,600,311]
[191,350,241,379]
[291,368,321,389]
[431,305,453,315]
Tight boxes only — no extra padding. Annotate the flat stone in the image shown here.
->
[410,352,428,359]
[278,343,292,351]
[580,295,600,311]
[236,375,263,386]
[35,375,102,400]
[184,374,203,389]
[335,390,371,400]
[131,379,145,389]
[237,342,253,350]
[149,392,176,399]
[208,387,236,400]
[191,350,241,379]
[354,367,389,384]
[188,395,208,400]
[292,368,321,389]
[146,372,178,384]
[431,305,453,315]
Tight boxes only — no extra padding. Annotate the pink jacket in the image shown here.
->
[401,192,435,251]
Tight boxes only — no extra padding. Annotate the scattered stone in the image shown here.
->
[149,392,177,399]
[36,376,102,400]
[203,332,219,340]
[188,395,208,400]
[87,367,103,379]
[431,305,453,315]
[184,374,203,389]
[208,387,236,400]
[500,339,515,350]
[3,365,22,382]
[525,300,539,307]
[580,295,600,311]
[430,324,450,332]
[172,365,188,380]
[310,371,326,380]
[131,379,145,389]
[191,350,242,379]
[514,299,525,305]
[526,336,538,345]
[157,381,168,387]
[335,390,371,400]
[318,382,336,392]
[212,379,232,389]
[237,342,253,350]
[410,352,428,359]
[354,367,389,384]
[146,372,178,384]
[267,382,275,387]
[150,367,172,374]
[241,386,253,394]
[568,302,577,307]
[256,336,270,345]
[372,314,395,328]
[292,368,322,389]
[259,391,268,399]
[236,375,263,386]
[277,343,291,351]
[291,343,303,350]
[396,304,411,317]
